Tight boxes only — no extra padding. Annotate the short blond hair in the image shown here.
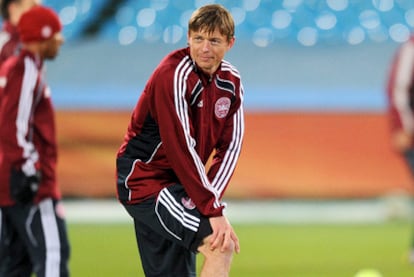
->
[188,4,235,42]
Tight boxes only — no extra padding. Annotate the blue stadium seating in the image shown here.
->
[43,0,414,47]
[41,0,414,46]
[28,0,405,112]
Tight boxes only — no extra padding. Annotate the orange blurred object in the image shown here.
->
[56,111,414,199]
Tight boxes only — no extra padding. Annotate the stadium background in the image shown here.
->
[37,0,414,199]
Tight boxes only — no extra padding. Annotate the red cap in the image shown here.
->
[17,6,62,43]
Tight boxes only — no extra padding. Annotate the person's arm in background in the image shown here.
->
[388,38,414,152]
[3,58,41,203]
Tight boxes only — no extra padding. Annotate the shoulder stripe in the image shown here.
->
[221,60,240,78]
[216,75,235,95]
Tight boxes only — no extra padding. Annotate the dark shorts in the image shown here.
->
[404,149,414,176]
[0,198,70,277]
[124,184,213,277]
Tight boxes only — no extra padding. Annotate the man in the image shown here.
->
[116,4,244,277]
[0,0,40,64]
[0,6,70,277]
[387,35,414,262]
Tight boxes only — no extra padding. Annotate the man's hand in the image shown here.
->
[208,215,240,254]
[392,129,412,152]
[9,168,40,204]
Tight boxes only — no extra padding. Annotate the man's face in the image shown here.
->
[19,0,40,11]
[188,28,234,75]
[41,32,64,60]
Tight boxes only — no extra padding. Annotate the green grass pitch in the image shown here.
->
[67,222,414,276]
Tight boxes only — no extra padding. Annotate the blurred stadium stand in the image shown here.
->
[33,0,414,112]
[19,0,412,198]
[41,0,414,46]
[0,0,400,198]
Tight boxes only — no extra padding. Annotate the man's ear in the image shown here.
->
[187,31,191,46]
[227,37,235,50]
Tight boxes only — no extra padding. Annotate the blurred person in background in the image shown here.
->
[116,4,244,277]
[0,0,41,64]
[387,34,414,263]
[0,6,70,276]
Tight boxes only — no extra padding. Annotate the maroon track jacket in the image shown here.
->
[116,47,245,217]
[0,50,61,206]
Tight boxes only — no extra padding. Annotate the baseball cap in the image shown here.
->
[17,6,62,43]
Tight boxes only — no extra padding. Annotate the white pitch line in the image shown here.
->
[63,196,414,224]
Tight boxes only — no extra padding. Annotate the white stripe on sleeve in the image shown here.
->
[17,57,39,176]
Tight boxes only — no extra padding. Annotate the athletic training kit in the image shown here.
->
[0,35,69,276]
[116,46,244,275]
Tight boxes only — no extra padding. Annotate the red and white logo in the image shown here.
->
[181,197,196,210]
[215,97,231,118]
[41,25,52,39]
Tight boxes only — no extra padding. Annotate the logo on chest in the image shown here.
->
[214,97,231,119]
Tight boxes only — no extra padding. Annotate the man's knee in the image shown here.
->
[197,235,235,260]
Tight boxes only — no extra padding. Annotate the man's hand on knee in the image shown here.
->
[201,216,240,254]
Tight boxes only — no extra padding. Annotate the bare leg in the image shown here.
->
[198,235,234,277]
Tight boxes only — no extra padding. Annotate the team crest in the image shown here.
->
[181,197,196,210]
[215,97,231,118]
